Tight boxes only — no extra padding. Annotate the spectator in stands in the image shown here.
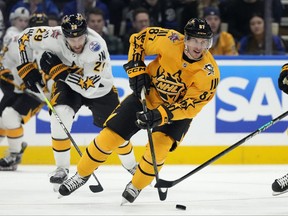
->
[204,7,238,55]
[4,7,29,46]
[238,13,285,55]
[107,0,127,37]
[61,0,110,25]
[122,7,150,54]
[126,0,178,31]
[225,0,283,42]
[177,0,221,34]
[47,14,59,26]
[10,0,60,19]
[86,8,123,55]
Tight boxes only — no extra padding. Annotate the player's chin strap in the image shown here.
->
[35,82,104,193]
[140,87,168,201]
[155,108,288,189]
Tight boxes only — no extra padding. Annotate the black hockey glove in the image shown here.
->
[17,62,44,93]
[136,105,173,129]
[124,60,150,98]
[278,63,288,94]
[129,73,151,98]
[0,67,15,93]
[40,51,69,81]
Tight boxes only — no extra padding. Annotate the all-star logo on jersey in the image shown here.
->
[152,67,186,103]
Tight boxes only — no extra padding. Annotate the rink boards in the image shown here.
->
[1,56,288,164]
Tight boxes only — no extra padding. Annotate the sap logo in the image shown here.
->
[216,77,288,132]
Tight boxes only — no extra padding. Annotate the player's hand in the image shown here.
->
[278,63,288,94]
[135,105,173,129]
[40,51,69,81]
[129,73,151,98]
[0,67,15,93]
[17,62,44,93]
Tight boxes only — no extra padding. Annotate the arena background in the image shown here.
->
[1,55,288,165]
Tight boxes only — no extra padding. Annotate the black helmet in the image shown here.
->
[29,13,48,27]
[61,13,87,38]
[184,18,213,39]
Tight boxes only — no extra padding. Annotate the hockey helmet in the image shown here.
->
[29,13,49,27]
[61,13,87,38]
[184,18,213,39]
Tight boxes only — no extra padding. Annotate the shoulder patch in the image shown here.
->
[51,29,62,39]
[204,63,214,75]
[168,32,180,43]
[89,41,101,52]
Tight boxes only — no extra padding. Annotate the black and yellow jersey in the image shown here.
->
[127,27,220,121]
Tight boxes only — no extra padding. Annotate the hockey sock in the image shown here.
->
[132,132,174,189]
[77,127,125,177]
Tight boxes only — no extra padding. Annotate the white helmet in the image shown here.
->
[9,7,30,22]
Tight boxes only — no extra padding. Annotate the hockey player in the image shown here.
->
[16,13,137,189]
[272,63,288,195]
[0,13,50,171]
[58,18,220,203]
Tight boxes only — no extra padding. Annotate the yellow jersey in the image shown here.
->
[127,27,220,121]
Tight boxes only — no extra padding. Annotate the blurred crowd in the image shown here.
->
[0,0,287,55]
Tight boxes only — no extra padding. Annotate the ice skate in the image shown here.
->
[50,167,69,192]
[272,173,288,196]
[0,142,27,171]
[121,181,141,205]
[58,172,90,196]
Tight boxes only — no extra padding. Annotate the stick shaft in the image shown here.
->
[156,109,288,188]
[35,83,103,191]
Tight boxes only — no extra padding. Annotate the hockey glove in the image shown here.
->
[124,60,150,98]
[136,105,173,129]
[278,63,288,94]
[40,51,69,81]
[17,62,44,93]
[0,67,15,93]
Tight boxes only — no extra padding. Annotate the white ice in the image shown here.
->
[1,165,288,215]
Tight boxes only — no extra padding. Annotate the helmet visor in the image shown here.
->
[185,36,213,50]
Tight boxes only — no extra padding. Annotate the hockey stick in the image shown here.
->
[155,109,288,189]
[35,83,103,193]
[140,88,167,201]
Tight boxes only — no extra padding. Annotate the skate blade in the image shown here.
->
[57,194,64,199]
[272,190,288,196]
[120,197,129,206]
[0,165,17,171]
[52,183,60,192]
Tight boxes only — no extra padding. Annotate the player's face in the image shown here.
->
[184,37,212,60]
[66,34,87,54]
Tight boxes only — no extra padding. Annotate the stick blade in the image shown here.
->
[89,184,104,193]
[154,179,174,188]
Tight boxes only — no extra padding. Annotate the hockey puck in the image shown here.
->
[176,204,186,210]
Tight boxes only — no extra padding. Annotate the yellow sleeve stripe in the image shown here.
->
[18,62,35,79]
[0,69,11,76]
[50,64,69,80]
